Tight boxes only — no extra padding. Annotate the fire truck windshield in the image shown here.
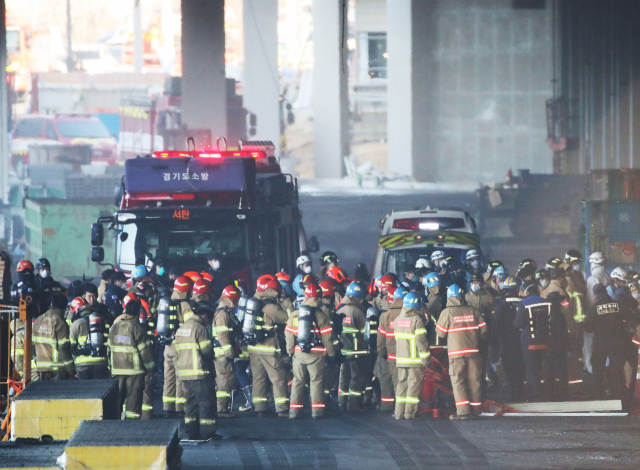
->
[116,216,249,272]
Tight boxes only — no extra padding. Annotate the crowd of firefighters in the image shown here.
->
[5,247,640,440]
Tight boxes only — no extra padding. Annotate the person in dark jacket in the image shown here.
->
[104,271,128,319]
[206,251,237,299]
[35,258,65,316]
[490,276,525,401]
[515,282,569,401]
[585,284,637,405]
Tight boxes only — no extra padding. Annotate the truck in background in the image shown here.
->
[91,141,306,292]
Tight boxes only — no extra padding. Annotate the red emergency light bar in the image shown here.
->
[155,150,265,159]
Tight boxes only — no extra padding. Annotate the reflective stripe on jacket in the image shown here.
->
[175,315,214,380]
[337,296,367,356]
[285,297,336,357]
[247,289,288,356]
[32,308,75,373]
[436,297,486,357]
[108,314,155,375]
[394,307,431,367]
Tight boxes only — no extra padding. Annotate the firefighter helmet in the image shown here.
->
[35,258,51,271]
[430,250,446,262]
[221,285,241,303]
[535,269,547,280]
[320,251,339,266]
[69,297,88,314]
[200,272,213,282]
[424,272,440,288]
[518,258,537,271]
[545,257,563,270]
[275,270,290,281]
[492,266,506,280]
[394,286,409,300]
[16,260,34,272]
[500,276,521,290]
[415,257,431,269]
[174,276,193,293]
[264,279,281,292]
[193,279,211,295]
[132,265,147,279]
[184,271,202,282]
[319,280,335,298]
[589,252,605,265]
[136,281,154,294]
[378,274,396,292]
[564,249,582,264]
[611,267,628,282]
[486,260,505,275]
[387,286,397,302]
[466,249,481,261]
[296,255,311,267]
[403,291,422,308]
[326,266,349,284]
[279,278,294,296]
[122,292,138,308]
[256,274,275,288]
[447,284,464,298]
[304,283,322,298]
[346,282,365,298]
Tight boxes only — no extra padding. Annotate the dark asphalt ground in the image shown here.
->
[182,412,640,469]
[181,190,640,469]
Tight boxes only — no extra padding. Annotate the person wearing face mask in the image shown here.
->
[585,253,611,375]
[430,250,446,272]
[296,255,313,276]
[465,274,496,390]
[104,271,128,319]
[465,249,484,282]
[150,259,170,296]
[207,251,237,299]
[34,258,65,317]
[484,261,505,296]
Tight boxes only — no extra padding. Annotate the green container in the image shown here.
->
[24,198,115,279]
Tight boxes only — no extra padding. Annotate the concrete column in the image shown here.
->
[243,0,280,155]
[181,0,227,140]
[313,0,349,178]
[0,0,8,203]
[387,0,433,180]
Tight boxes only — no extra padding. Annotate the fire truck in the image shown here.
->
[90,141,307,292]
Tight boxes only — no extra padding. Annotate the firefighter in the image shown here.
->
[206,251,236,299]
[490,276,525,401]
[32,293,74,380]
[394,292,431,420]
[11,260,38,314]
[318,250,339,280]
[370,274,395,312]
[465,273,496,389]
[97,269,114,302]
[319,279,341,402]
[69,297,110,380]
[376,286,408,410]
[212,285,242,418]
[515,281,569,401]
[103,271,128,319]
[286,283,336,418]
[584,284,637,404]
[423,273,445,346]
[35,258,64,317]
[465,249,485,280]
[175,305,219,440]
[248,279,290,417]
[436,284,487,419]
[10,313,26,378]
[162,276,194,414]
[337,281,368,412]
[108,299,155,419]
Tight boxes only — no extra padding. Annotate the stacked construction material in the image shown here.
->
[0,440,66,470]
[12,380,118,440]
[63,420,182,470]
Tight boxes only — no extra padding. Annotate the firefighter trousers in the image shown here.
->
[117,374,145,419]
[362,353,378,405]
[395,366,425,419]
[592,344,626,401]
[163,344,185,412]
[142,372,155,419]
[250,353,289,412]
[76,365,111,380]
[449,355,482,416]
[323,359,339,400]
[290,353,325,418]
[214,356,236,412]
[182,377,218,439]
[339,356,366,410]
[374,356,395,410]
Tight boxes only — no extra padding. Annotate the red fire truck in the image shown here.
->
[90,141,307,292]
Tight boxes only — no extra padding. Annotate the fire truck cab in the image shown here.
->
[90,141,307,292]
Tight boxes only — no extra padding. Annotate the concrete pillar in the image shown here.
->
[243,0,280,154]
[387,0,433,180]
[181,0,227,140]
[0,0,8,203]
[313,0,349,178]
